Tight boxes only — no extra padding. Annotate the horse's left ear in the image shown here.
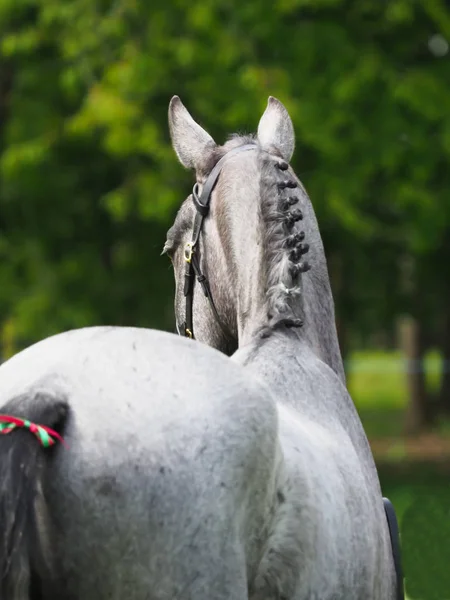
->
[257,97,295,162]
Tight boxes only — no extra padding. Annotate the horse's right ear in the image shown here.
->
[168,96,217,171]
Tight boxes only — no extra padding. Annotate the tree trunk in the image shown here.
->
[399,317,430,435]
[437,231,450,416]
[336,314,349,367]
[438,307,450,414]
[328,252,351,384]
[0,62,13,143]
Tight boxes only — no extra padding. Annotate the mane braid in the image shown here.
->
[258,151,311,332]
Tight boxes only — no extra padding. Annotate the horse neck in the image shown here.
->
[220,150,346,383]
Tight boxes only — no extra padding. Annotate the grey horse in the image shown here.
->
[0,328,282,600]
[165,95,401,599]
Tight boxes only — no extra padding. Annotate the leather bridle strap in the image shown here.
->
[181,143,257,340]
[383,497,405,600]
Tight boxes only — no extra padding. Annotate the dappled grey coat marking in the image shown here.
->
[166,96,398,599]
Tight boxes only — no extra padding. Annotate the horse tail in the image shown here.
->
[0,391,69,599]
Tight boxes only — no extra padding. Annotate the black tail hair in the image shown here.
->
[0,391,68,599]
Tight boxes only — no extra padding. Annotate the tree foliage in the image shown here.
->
[0,0,449,361]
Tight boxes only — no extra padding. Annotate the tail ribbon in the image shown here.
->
[0,415,65,448]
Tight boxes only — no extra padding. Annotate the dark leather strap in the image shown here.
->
[383,497,405,600]
[192,183,209,216]
[191,252,230,336]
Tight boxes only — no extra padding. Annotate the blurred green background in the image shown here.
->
[1,0,449,597]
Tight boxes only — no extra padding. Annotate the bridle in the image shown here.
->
[180,143,257,341]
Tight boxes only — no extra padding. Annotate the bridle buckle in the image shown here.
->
[184,242,194,264]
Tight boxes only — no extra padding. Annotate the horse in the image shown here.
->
[164,95,404,599]
[0,331,283,598]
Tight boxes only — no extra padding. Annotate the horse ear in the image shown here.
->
[168,96,217,171]
[257,97,295,162]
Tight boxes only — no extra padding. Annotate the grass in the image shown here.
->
[346,350,450,599]
[379,462,450,600]
[346,350,444,439]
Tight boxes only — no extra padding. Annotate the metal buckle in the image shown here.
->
[184,242,194,264]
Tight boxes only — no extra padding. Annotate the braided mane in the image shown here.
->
[258,150,310,331]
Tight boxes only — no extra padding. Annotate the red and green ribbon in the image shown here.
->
[0,415,66,448]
